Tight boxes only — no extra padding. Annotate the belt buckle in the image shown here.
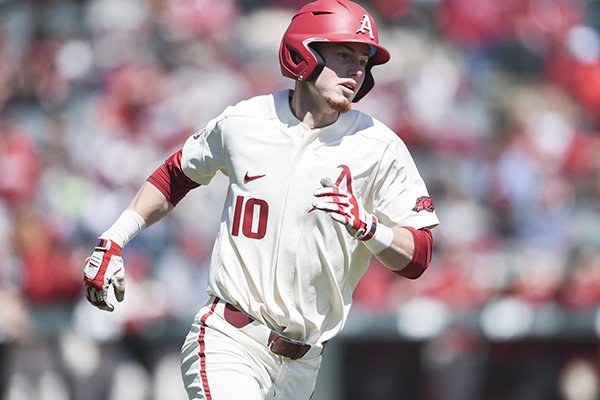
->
[268,333,311,360]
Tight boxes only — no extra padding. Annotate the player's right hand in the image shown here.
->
[83,238,126,312]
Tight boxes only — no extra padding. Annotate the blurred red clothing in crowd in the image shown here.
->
[0,123,40,208]
[435,0,512,48]
[99,63,169,138]
[11,207,82,305]
[162,0,237,37]
[372,0,410,21]
[570,62,600,125]
[436,0,582,48]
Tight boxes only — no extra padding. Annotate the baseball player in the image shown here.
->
[83,0,439,399]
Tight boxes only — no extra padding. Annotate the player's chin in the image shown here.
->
[326,93,352,113]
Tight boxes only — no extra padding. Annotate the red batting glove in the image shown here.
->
[312,177,377,240]
[83,238,126,312]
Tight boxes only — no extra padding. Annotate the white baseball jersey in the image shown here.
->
[180,89,439,345]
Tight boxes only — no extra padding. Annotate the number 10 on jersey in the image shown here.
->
[231,195,269,239]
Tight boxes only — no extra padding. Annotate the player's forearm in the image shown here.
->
[127,181,174,227]
[100,182,173,248]
[370,225,433,279]
[373,225,413,269]
[100,148,195,247]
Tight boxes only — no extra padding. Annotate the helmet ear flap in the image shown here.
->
[280,44,308,79]
[352,67,374,103]
[305,47,325,81]
[280,42,325,81]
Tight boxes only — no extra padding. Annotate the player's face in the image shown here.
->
[312,42,370,112]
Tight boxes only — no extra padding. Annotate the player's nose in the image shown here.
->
[347,62,364,79]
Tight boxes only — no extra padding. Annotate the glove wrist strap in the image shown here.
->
[358,215,377,241]
[363,222,394,254]
[101,209,146,248]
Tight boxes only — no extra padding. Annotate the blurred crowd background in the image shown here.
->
[1,0,600,399]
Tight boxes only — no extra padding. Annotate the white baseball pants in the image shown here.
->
[180,297,323,400]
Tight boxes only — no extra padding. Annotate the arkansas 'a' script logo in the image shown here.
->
[356,14,375,39]
[412,196,435,213]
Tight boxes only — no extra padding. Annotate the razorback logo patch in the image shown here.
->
[412,196,435,213]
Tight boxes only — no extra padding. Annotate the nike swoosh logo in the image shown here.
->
[244,172,266,183]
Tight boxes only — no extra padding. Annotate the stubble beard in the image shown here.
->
[324,93,352,113]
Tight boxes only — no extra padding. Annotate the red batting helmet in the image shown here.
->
[279,0,390,102]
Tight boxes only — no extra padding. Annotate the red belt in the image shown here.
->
[221,300,312,360]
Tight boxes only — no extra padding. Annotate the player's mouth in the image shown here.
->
[340,81,357,94]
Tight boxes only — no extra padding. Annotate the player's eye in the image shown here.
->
[337,51,351,61]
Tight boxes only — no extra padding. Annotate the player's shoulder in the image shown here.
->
[350,110,404,144]
[346,110,415,160]
[218,92,279,123]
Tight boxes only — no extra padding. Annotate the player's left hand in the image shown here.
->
[83,238,126,312]
[312,177,377,240]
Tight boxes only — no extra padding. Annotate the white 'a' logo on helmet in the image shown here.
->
[356,14,375,40]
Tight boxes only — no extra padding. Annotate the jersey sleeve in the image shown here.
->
[180,114,228,185]
[371,139,439,230]
[147,149,201,206]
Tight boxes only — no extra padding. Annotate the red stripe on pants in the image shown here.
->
[197,298,219,400]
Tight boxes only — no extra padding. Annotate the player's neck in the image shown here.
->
[288,89,340,129]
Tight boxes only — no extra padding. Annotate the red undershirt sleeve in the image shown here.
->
[394,227,433,279]
[147,149,200,206]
